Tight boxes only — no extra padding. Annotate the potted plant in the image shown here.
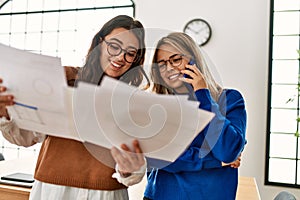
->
[286,49,300,137]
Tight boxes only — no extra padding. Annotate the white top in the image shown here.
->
[0,117,146,200]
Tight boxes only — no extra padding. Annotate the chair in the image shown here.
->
[0,153,4,161]
[274,191,296,200]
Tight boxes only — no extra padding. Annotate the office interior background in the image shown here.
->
[0,0,299,199]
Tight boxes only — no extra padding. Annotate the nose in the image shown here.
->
[166,61,174,71]
[115,50,126,61]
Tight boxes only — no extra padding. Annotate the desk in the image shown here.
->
[0,184,31,200]
[0,157,36,200]
[237,176,261,200]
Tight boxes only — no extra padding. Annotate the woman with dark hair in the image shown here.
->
[78,15,147,86]
[0,15,147,200]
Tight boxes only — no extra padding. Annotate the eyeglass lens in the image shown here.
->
[105,41,138,63]
[157,54,183,72]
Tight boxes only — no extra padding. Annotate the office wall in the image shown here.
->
[135,0,300,199]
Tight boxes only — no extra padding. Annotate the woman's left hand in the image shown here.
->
[180,63,207,91]
[222,154,242,168]
[229,155,241,168]
[110,139,145,177]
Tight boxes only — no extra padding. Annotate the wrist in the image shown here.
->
[222,162,229,167]
[0,108,10,120]
[119,171,132,178]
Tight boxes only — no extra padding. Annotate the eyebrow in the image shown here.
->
[107,38,138,50]
[157,58,165,63]
[157,53,180,63]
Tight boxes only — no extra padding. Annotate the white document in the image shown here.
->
[0,43,78,140]
[0,43,215,162]
[0,43,66,111]
[71,77,215,162]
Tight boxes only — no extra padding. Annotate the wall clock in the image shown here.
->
[183,18,212,46]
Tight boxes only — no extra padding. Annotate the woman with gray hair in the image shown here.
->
[144,32,247,200]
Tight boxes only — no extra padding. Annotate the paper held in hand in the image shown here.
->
[0,43,215,162]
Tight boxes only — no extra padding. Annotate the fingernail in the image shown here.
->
[8,95,14,100]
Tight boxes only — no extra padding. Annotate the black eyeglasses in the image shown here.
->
[157,54,185,72]
[103,40,138,63]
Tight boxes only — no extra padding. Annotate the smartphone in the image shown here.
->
[188,59,196,65]
[183,59,197,100]
[183,59,195,79]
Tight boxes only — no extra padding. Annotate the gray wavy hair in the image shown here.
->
[151,32,223,101]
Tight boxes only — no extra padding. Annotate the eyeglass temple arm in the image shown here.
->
[140,66,150,87]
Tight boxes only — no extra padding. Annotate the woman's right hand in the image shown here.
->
[180,64,208,91]
[0,78,46,147]
[0,78,14,119]
[110,139,145,177]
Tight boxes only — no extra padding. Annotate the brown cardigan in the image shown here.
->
[34,66,126,190]
[34,136,126,190]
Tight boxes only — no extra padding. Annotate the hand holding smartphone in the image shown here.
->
[182,59,197,100]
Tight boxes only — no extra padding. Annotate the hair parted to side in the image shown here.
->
[77,15,146,87]
[151,32,222,101]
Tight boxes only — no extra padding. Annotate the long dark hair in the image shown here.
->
[77,15,146,87]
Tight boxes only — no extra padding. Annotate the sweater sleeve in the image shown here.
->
[161,89,247,173]
[112,159,146,186]
[0,67,76,147]
[0,117,46,147]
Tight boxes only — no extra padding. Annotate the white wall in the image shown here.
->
[134,0,300,199]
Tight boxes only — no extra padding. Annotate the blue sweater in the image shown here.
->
[144,89,247,200]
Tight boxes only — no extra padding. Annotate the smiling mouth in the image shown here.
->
[110,61,123,70]
[168,73,181,80]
